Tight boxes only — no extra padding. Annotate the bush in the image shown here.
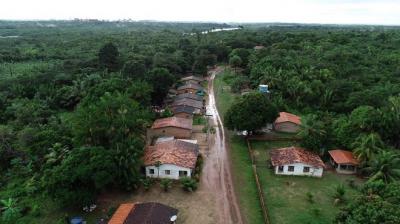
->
[180,177,198,192]
[160,179,172,192]
[333,184,346,204]
[306,192,314,204]
[141,178,154,191]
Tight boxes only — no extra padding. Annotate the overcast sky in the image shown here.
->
[1,0,399,25]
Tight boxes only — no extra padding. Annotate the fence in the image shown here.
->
[246,139,271,224]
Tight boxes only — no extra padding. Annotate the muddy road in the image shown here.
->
[202,67,244,224]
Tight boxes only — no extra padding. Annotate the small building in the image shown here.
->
[180,75,204,85]
[150,116,193,139]
[328,149,359,174]
[171,98,205,112]
[269,146,324,177]
[108,202,178,224]
[144,140,199,179]
[177,83,204,94]
[273,112,301,133]
[172,105,196,119]
[175,93,203,102]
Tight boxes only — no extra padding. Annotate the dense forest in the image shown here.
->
[1,20,400,223]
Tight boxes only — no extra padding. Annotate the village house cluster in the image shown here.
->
[270,112,359,177]
[108,75,206,224]
[145,75,206,180]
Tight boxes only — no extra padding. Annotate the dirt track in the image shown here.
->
[202,68,244,224]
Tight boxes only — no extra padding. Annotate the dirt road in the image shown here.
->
[202,67,244,224]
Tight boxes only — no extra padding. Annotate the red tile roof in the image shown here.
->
[328,149,359,165]
[151,116,192,130]
[108,203,135,224]
[144,140,199,169]
[270,147,325,168]
[275,112,301,125]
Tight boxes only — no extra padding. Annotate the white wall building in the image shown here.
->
[143,140,199,180]
[273,163,324,177]
[145,164,192,179]
[270,147,325,178]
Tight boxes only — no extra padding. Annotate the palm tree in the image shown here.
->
[363,150,400,183]
[0,198,21,222]
[352,133,384,163]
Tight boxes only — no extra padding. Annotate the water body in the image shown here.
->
[0,36,20,38]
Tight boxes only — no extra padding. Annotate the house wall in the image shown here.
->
[274,163,323,177]
[274,122,300,133]
[151,127,192,139]
[146,164,192,179]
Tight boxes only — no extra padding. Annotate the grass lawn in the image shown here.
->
[214,70,264,224]
[251,140,363,224]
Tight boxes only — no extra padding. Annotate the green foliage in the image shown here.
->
[0,198,21,224]
[98,42,120,72]
[140,178,154,191]
[336,181,400,224]
[333,184,346,204]
[180,177,198,192]
[160,179,172,192]
[298,114,328,154]
[224,92,278,133]
[305,192,314,204]
[363,150,400,183]
[42,146,117,205]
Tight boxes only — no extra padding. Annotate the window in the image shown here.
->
[149,169,155,174]
[164,170,171,175]
[288,166,295,172]
[303,167,310,173]
[278,166,284,173]
[179,170,188,177]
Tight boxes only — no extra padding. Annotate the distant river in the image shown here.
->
[0,36,20,38]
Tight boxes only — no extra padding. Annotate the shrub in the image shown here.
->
[160,179,172,192]
[141,178,154,191]
[180,177,198,192]
[333,184,346,204]
[306,192,314,204]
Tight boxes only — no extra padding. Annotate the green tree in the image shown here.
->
[98,42,120,72]
[352,133,384,163]
[229,55,242,72]
[224,93,278,133]
[146,68,175,105]
[298,114,327,154]
[0,198,21,224]
[363,150,400,183]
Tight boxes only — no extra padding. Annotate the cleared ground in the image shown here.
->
[251,140,363,224]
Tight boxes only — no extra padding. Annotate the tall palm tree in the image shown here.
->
[352,133,384,163]
[363,150,400,183]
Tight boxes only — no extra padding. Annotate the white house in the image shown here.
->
[144,140,199,179]
[269,146,325,177]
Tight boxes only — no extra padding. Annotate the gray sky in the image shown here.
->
[1,0,400,25]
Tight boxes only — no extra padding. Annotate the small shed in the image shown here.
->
[273,112,301,133]
[328,150,359,174]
